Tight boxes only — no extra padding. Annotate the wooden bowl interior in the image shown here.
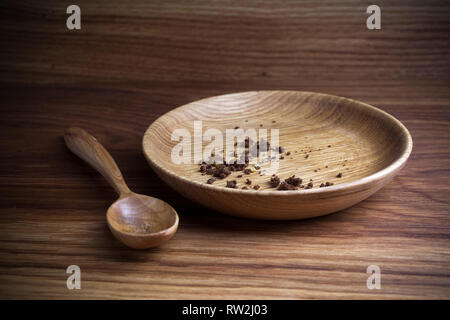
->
[144,91,408,192]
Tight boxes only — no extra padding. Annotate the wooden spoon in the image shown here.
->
[64,127,179,249]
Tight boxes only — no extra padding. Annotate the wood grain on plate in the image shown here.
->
[143,90,412,219]
[0,0,449,299]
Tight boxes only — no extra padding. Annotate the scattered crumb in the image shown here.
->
[278,182,297,190]
[269,175,281,187]
[226,180,237,188]
[320,182,334,188]
[285,175,302,186]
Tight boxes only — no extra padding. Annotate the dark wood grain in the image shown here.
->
[0,0,449,299]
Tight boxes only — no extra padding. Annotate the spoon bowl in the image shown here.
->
[64,127,179,249]
[107,193,178,249]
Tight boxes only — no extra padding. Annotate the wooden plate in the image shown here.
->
[143,91,412,220]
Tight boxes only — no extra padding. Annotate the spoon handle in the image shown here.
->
[64,127,132,197]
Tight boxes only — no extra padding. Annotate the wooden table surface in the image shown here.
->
[0,0,449,299]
